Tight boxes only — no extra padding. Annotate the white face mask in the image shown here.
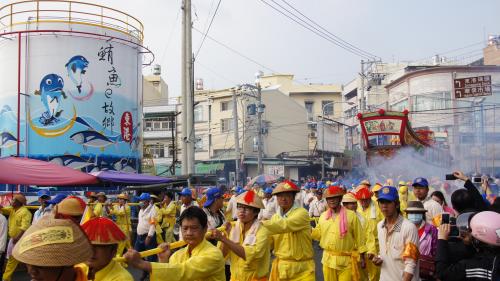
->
[408,213,424,224]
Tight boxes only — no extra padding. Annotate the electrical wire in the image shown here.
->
[159,4,182,65]
[194,0,222,59]
[259,0,378,60]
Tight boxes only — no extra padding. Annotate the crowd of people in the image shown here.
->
[0,170,498,281]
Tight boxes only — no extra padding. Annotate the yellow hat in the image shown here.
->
[341,192,358,203]
[57,196,86,216]
[236,190,265,209]
[398,181,406,186]
[360,180,371,186]
[272,180,300,195]
[12,216,92,267]
[372,183,383,192]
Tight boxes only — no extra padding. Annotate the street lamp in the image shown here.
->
[321,101,355,179]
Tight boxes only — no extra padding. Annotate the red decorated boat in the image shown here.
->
[357,110,452,167]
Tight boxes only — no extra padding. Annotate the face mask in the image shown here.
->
[408,213,423,224]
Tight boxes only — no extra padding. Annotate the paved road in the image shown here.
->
[14,245,325,280]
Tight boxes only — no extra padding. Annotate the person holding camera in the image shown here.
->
[449,171,488,215]
[436,211,500,281]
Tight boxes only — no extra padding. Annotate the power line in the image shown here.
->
[279,0,379,59]
[259,0,378,60]
[194,0,222,59]
[160,4,182,65]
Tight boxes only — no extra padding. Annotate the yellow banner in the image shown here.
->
[18,226,74,254]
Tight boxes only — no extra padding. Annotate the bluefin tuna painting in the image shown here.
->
[65,55,89,94]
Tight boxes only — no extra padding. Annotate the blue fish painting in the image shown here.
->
[0,105,12,115]
[65,56,89,93]
[70,130,116,151]
[34,74,67,125]
[49,154,94,170]
[1,132,20,149]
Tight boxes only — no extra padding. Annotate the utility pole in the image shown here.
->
[232,88,241,186]
[181,0,195,174]
[360,60,365,112]
[257,82,264,175]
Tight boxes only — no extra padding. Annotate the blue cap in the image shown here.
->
[37,190,51,198]
[203,187,223,208]
[46,193,66,205]
[236,187,245,195]
[264,187,273,194]
[179,187,192,197]
[377,186,399,202]
[138,193,151,201]
[412,177,429,188]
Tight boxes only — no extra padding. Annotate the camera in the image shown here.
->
[472,177,482,183]
[449,217,460,238]
[445,174,457,180]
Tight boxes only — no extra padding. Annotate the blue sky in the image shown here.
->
[86,0,500,97]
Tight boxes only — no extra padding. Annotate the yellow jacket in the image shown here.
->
[358,203,383,254]
[226,221,271,281]
[261,207,314,280]
[109,205,132,233]
[153,205,163,235]
[93,202,105,218]
[158,202,177,229]
[151,239,226,281]
[82,260,133,281]
[3,206,32,238]
[311,208,364,270]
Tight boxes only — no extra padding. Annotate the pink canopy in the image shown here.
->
[0,157,99,186]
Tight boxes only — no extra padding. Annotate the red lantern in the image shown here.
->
[378,108,385,115]
[356,113,363,119]
[403,109,409,115]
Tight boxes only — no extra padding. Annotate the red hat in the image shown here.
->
[81,217,126,245]
[356,187,373,200]
[324,186,345,198]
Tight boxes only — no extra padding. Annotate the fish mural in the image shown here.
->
[34,74,67,125]
[49,154,95,170]
[65,56,89,94]
[70,130,118,151]
[0,105,12,115]
[113,158,137,173]
[1,132,21,149]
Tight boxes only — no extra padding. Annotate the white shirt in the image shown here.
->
[377,215,419,281]
[259,197,277,220]
[294,190,306,207]
[137,204,157,237]
[308,197,326,217]
[226,195,238,220]
[303,192,315,208]
[422,198,443,224]
[0,214,6,252]
[33,205,53,224]
[180,200,197,215]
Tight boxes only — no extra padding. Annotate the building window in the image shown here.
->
[144,117,175,131]
[221,118,233,132]
[322,100,334,115]
[253,137,259,152]
[305,101,314,121]
[221,101,233,112]
[411,92,451,112]
[149,143,165,158]
[194,105,204,122]
[391,99,408,112]
[195,137,204,151]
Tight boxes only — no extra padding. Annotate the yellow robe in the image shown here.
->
[109,205,132,256]
[226,220,271,281]
[158,201,177,243]
[311,208,364,281]
[262,207,315,281]
[2,206,32,281]
[82,260,133,281]
[150,239,226,281]
[357,204,382,281]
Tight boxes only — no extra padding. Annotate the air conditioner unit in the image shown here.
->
[146,127,152,131]
[309,132,317,138]
[153,154,159,158]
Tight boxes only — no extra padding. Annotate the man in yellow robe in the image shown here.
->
[312,186,365,281]
[109,193,132,257]
[261,180,315,281]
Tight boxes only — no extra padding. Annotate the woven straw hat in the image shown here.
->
[236,190,265,209]
[57,196,86,216]
[12,216,92,267]
[355,187,373,200]
[96,192,107,199]
[341,192,358,203]
[81,217,126,245]
[117,193,129,200]
[371,183,383,193]
[272,180,300,195]
[13,194,27,205]
[324,186,346,199]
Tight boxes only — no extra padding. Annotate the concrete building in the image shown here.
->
[142,70,177,175]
